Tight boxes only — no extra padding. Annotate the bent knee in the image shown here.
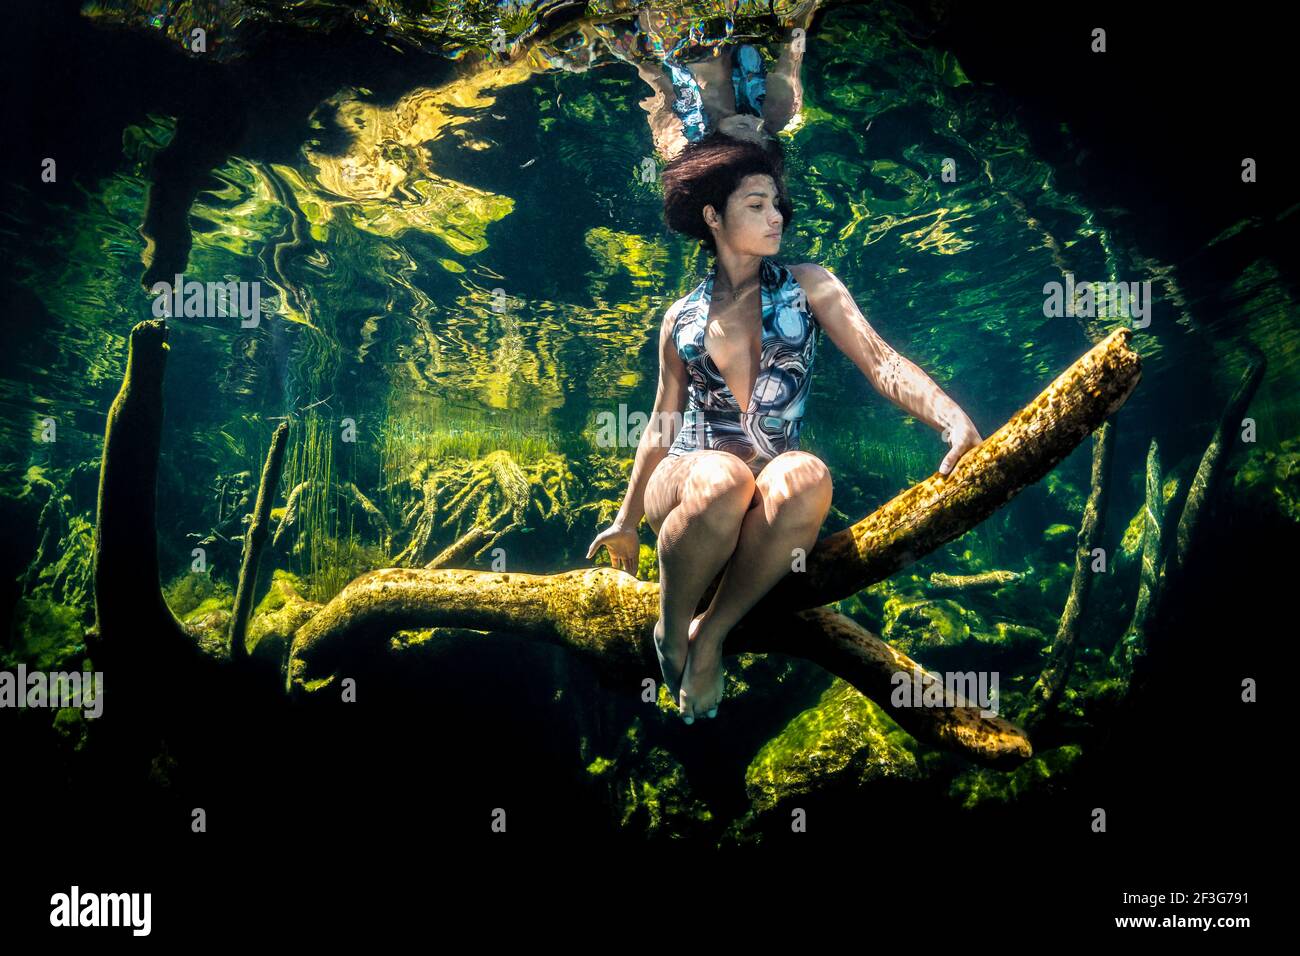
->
[682,452,756,510]
[762,452,833,518]
[764,451,832,493]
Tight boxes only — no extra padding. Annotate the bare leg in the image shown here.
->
[763,10,813,133]
[678,452,833,720]
[646,452,757,706]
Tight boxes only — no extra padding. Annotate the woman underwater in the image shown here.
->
[540,3,816,162]
[587,133,983,724]
[598,2,818,163]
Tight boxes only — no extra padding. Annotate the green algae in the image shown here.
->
[4,596,87,672]
[746,679,921,815]
[949,745,1083,811]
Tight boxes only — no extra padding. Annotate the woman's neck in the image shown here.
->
[712,249,763,297]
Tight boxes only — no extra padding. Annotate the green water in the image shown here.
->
[1,1,1294,856]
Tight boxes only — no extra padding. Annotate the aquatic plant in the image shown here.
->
[16,466,95,613]
[386,448,577,567]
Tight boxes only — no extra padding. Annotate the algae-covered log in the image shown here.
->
[287,566,661,693]
[285,565,1030,767]
[94,321,1139,770]
[755,608,1031,767]
[1022,418,1117,728]
[88,321,224,700]
[747,328,1141,613]
[925,568,1032,594]
[231,421,289,663]
[287,330,1140,766]
[1115,352,1265,693]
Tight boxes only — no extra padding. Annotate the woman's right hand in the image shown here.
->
[586,521,641,575]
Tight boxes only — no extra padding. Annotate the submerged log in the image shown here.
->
[925,568,1033,594]
[283,565,1030,766]
[286,329,1142,766]
[94,322,1141,770]
[1108,438,1167,678]
[1022,418,1117,728]
[230,421,289,663]
[748,328,1141,613]
[88,321,223,701]
[780,608,1031,766]
[1118,352,1265,694]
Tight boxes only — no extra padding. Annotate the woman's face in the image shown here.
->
[706,173,785,257]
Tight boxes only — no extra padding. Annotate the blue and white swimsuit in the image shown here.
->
[666,258,821,475]
[665,42,768,143]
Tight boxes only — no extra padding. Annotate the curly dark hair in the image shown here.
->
[660,131,794,255]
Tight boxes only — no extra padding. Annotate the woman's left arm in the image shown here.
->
[795,263,982,476]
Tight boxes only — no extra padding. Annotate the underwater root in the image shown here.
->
[230,421,290,664]
[924,567,1033,594]
[93,322,1141,771]
[1022,418,1117,728]
[1111,350,1266,695]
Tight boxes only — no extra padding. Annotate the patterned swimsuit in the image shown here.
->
[665,257,821,475]
[665,42,767,143]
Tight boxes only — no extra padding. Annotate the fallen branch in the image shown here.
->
[925,568,1033,594]
[1022,418,1117,728]
[1107,437,1166,679]
[776,607,1032,767]
[746,329,1141,613]
[230,421,290,663]
[93,322,1140,769]
[1120,352,1265,695]
[285,330,1142,766]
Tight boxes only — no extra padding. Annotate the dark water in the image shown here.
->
[1,0,1290,927]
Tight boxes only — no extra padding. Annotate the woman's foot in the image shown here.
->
[678,618,726,723]
[653,616,688,704]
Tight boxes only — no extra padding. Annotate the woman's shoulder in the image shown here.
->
[664,282,702,325]
[665,294,688,322]
[784,261,841,306]
[784,261,831,288]
[776,261,836,330]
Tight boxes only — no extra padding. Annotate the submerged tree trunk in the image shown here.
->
[1107,437,1167,679]
[924,568,1032,594]
[93,321,1142,771]
[1116,352,1266,696]
[745,328,1141,613]
[89,322,205,673]
[1022,418,1117,729]
[231,421,289,663]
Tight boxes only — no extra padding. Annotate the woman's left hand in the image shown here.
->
[938,415,981,476]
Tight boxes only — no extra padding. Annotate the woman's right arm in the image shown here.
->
[587,300,687,571]
[614,299,687,529]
